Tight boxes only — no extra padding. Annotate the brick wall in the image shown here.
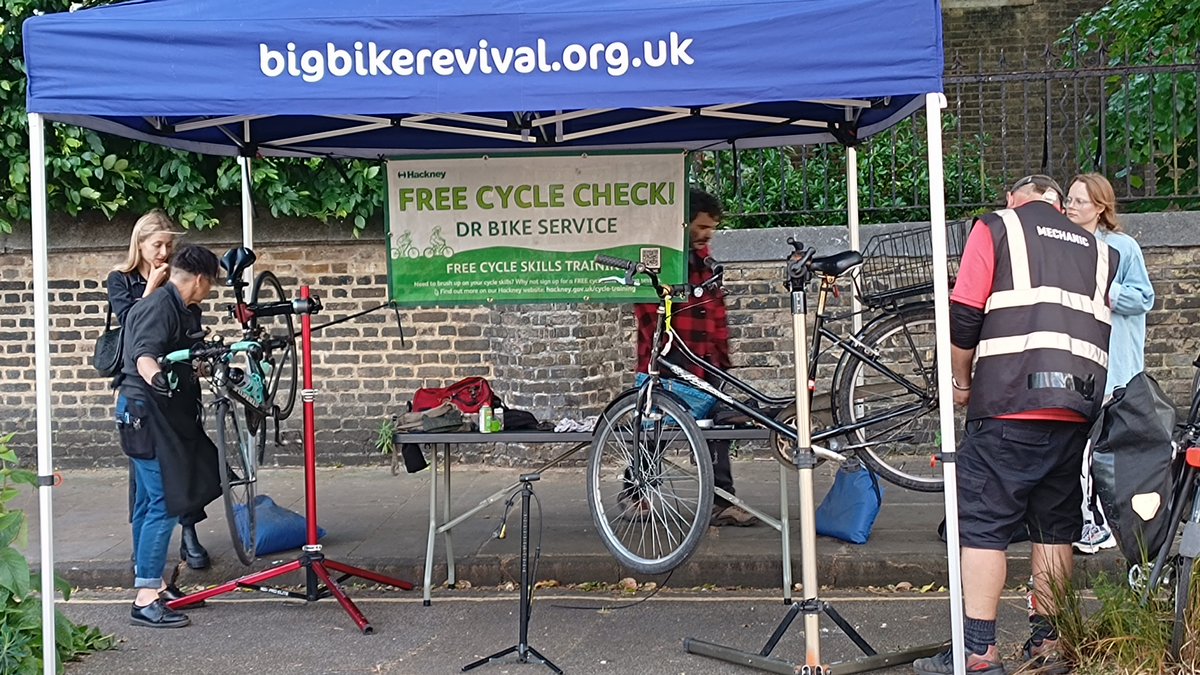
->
[942,0,1108,68]
[941,0,1112,197]
[3,214,1198,469]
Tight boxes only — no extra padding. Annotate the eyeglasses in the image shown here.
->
[1063,197,1093,207]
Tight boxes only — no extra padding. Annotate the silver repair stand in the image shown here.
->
[684,239,943,674]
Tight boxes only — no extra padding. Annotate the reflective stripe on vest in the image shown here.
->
[967,204,1116,420]
[976,331,1109,368]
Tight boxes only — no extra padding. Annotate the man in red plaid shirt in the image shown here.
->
[634,188,758,527]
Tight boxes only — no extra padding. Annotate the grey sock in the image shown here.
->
[964,616,996,656]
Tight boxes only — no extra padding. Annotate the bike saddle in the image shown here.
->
[810,250,863,277]
[221,247,257,286]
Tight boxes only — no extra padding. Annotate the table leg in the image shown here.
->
[443,443,456,588]
[714,477,792,603]
[423,443,439,606]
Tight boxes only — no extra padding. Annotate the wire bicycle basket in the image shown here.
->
[856,219,972,307]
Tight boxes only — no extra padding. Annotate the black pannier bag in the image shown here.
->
[1091,372,1180,565]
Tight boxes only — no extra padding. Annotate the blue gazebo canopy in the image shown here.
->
[24,0,944,157]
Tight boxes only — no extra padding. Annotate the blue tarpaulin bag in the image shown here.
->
[233,494,327,556]
[634,373,719,419]
[815,460,883,545]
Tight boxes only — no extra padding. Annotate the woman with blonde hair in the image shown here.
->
[1064,174,1155,554]
[106,209,212,572]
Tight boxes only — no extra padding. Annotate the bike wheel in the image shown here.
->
[832,304,953,492]
[250,270,298,421]
[587,390,713,575]
[216,401,258,566]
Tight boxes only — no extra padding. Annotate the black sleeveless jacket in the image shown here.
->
[967,201,1119,421]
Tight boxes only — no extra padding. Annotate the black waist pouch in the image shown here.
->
[116,396,156,460]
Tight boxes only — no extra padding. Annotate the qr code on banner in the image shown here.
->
[639,247,661,271]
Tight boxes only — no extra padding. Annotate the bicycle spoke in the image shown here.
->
[217,402,258,566]
[835,306,951,492]
[250,270,298,423]
[587,392,712,575]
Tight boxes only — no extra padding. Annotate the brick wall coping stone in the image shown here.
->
[706,211,1196,262]
[4,211,1194,259]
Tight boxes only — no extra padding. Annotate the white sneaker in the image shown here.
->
[1073,522,1116,554]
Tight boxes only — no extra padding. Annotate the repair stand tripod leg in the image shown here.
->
[462,474,561,674]
[167,285,413,634]
[684,240,944,674]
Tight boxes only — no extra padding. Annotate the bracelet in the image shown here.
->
[952,377,971,391]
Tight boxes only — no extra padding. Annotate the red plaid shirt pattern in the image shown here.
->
[635,247,730,381]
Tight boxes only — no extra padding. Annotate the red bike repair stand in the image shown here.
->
[168,285,413,634]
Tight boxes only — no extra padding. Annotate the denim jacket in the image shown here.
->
[1097,229,1155,396]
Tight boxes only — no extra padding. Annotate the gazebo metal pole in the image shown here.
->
[847,146,863,334]
[28,112,58,675]
[924,92,966,675]
[239,151,254,280]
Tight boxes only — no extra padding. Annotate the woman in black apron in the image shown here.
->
[117,244,222,628]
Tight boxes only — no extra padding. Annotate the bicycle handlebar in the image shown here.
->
[593,254,724,299]
[161,339,262,366]
[594,254,641,273]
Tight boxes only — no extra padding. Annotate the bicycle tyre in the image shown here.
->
[216,400,258,566]
[587,390,713,575]
[250,270,298,421]
[832,304,950,492]
[1172,553,1195,659]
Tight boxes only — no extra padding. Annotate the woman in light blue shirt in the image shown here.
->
[1065,173,1156,553]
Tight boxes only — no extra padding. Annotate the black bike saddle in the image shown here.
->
[221,247,257,286]
[810,250,863,277]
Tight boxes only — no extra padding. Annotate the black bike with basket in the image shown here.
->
[790,218,974,492]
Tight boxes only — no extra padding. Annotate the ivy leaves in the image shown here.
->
[1062,0,1199,204]
[2,0,384,235]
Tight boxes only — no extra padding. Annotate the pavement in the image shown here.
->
[57,588,1033,675]
[18,456,1129,595]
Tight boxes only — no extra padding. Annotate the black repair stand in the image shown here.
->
[462,474,562,674]
[168,286,413,634]
[684,239,943,674]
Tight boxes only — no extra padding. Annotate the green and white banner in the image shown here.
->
[385,152,686,305]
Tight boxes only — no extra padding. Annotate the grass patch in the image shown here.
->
[1048,567,1197,674]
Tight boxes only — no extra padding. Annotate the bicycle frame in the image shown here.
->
[640,271,936,464]
[164,340,273,422]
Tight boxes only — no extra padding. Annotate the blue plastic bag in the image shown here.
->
[815,460,883,545]
[233,494,327,556]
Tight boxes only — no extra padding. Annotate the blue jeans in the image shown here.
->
[130,456,178,589]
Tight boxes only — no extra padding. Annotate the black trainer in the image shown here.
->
[130,599,190,628]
